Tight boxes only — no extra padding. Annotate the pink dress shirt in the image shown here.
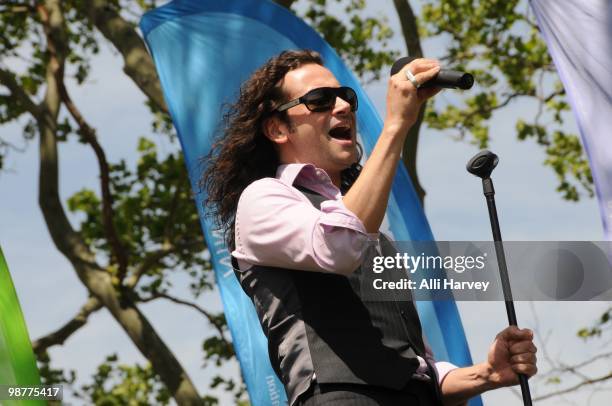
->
[232,163,457,386]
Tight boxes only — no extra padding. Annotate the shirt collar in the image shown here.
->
[276,163,311,185]
[276,163,340,197]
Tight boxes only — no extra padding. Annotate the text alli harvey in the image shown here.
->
[372,278,491,292]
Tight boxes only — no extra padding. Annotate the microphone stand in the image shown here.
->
[467,150,533,406]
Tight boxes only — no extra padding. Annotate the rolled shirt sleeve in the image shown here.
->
[232,178,374,274]
[423,340,458,385]
[434,361,459,386]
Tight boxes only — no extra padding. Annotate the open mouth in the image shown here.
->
[328,126,352,141]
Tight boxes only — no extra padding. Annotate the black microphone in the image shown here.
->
[390,56,474,90]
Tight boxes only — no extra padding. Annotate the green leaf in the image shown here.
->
[75,354,171,405]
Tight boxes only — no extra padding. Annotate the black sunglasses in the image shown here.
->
[276,86,358,113]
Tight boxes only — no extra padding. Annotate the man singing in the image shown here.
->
[203,50,537,406]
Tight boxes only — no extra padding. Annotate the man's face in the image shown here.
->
[273,63,358,181]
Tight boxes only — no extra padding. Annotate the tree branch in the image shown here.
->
[125,243,175,289]
[140,292,227,341]
[393,0,426,204]
[54,68,130,280]
[545,352,612,377]
[32,296,102,356]
[37,0,98,267]
[0,68,41,118]
[124,239,204,289]
[393,0,423,58]
[534,372,612,401]
[447,91,529,142]
[460,91,525,127]
[84,0,168,113]
[530,303,612,401]
[541,88,565,103]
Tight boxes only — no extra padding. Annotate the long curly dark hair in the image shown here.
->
[202,50,362,249]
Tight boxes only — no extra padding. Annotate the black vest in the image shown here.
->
[234,187,440,405]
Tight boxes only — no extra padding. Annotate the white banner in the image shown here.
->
[531,0,612,240]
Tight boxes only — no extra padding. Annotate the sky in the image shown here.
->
[1,1,610,405]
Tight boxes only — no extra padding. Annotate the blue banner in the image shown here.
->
[141,1,476,404]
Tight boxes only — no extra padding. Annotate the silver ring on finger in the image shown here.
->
[405,68,421,89]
